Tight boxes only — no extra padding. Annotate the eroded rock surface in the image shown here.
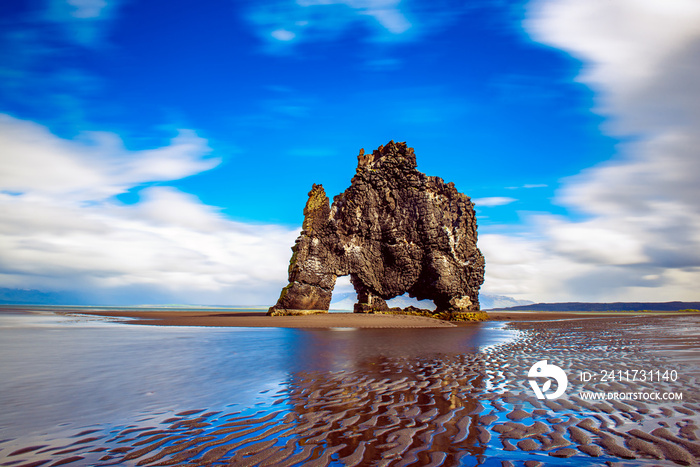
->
[268,141,484,316]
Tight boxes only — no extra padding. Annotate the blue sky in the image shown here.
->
[1,0,699,305]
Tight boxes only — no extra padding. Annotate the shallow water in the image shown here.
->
[0,309,698,466]
[0,310,513,441]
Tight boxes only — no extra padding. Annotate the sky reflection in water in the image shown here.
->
[0,309,515,441]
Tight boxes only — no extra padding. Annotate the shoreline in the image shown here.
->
[12,307,696,328]
[57,310,459,328]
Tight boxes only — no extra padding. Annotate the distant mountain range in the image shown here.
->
[3,287,696,313]
[0,288,85,305]
[480,295,534,310]
[488,301,700,312]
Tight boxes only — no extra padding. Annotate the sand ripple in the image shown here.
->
[1,315,699,466]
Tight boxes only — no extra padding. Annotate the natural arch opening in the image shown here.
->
[328,275,355,312]
[386,293,436,311]
[328,277,438,313]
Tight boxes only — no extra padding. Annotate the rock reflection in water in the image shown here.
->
[85,355,492,466]
[284,355,488,466]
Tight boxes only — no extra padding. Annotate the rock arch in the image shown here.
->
[268,141,484,316]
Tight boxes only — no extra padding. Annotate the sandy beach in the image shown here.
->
[57,309,459,328]
[46,307,699,328]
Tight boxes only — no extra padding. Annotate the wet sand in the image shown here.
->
[51,308,699,328]
[56,310,458,328]
[2,312,699,466]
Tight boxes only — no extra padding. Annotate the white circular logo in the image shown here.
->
[528,360,568,400]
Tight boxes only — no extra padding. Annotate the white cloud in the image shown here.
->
[481,0,700,303]
[503,184,546,190]
[543,217,648,265]
[525,0,700,135]
[350,0,411,34]
[479,233,590,299]
[0,115,298,305]
[473,197,517,207]
[271,29,296,41]
[0,114,219,201]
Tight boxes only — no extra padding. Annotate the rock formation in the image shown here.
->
[268,141,485,316]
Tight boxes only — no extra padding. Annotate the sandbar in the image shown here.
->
[58,310,458,328]
[50,309,699,328]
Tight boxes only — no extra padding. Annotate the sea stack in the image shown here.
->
[268,141,485,316]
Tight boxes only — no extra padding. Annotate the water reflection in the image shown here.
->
[0,311,293,438]
[0,311,511,441]
[286,322,518,374]
[283,352,490,465]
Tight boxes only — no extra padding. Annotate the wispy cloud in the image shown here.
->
[482,0,700,302]
[0,1,124,131]
[245,0,413,49]
[0,115,297,305]
[473,197,517,207]
[44,0,125,45]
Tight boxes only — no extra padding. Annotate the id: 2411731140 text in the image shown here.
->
[578,369,678,382]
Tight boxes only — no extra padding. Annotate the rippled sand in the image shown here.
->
[1,315,699,466]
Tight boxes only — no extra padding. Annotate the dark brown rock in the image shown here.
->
[268,141,485,316]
